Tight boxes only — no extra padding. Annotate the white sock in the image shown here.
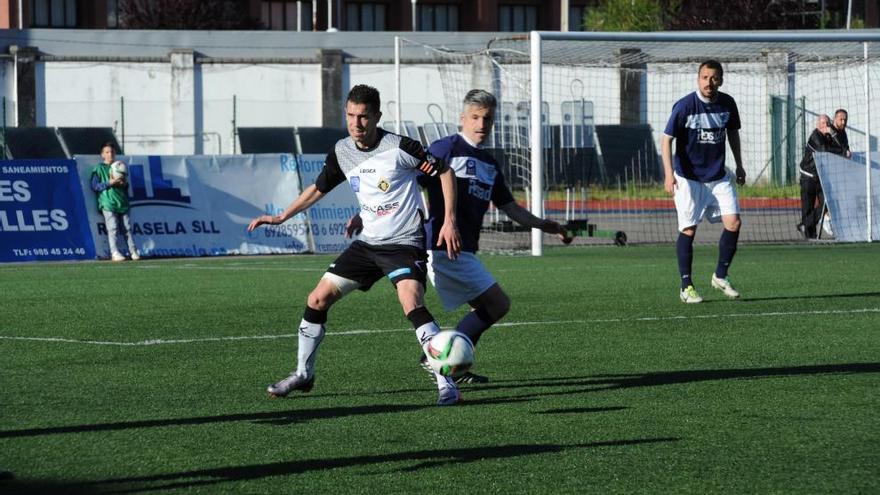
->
[295,319,325,378]
[414,321,440,354]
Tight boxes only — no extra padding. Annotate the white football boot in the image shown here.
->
[679,285,703,304]
[711,274,740,299]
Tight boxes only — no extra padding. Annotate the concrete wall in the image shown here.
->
[1,30,878,185]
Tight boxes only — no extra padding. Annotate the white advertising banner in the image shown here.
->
[815,152,880,242]
[75,154,309,258]
[297,153,360,253]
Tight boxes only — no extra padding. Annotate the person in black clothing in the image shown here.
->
[798,114,846,239]
[832,108,851,158]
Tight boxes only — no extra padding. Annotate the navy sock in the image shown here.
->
[456,307,493,348]
[676,232,694,290]
[716,229,740,278]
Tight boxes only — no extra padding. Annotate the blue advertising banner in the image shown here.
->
[298,153,360,253]
[0,160,96,262]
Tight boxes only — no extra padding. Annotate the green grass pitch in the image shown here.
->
[1,243,878,494]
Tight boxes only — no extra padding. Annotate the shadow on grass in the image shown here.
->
[0,395,534,439]
[0,404,420,439]
[0,477,105,495]
[739,291,880,303]
[80,438,678,494]
[484,362,880,399]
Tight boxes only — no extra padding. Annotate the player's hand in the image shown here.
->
[110,177,125,188]
[247,214,280,232]
[664,175,677,195]
[735,167,746,186]
[345,214,363,238]
[438,219,461,260]
[541,220,571,243]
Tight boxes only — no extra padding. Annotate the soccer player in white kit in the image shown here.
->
[661,60,746,304]
[248,85,464,406]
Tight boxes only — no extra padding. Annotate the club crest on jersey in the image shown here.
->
[378,177,390,192]
[466,159,476,176]
[350,176,361,192]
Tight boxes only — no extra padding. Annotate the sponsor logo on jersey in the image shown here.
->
[361,168,376,173]
[698,128,724,144]
[361,201,400,216]
[350,176,360,192]
[466,159,476,176]
[378,177,390,192]
[468,180,492,201]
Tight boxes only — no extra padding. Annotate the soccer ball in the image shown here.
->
[109,161,128,180]
[425,331,475,377]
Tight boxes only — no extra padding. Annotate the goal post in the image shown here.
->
[393,31,880,253]
[530,31,880,249]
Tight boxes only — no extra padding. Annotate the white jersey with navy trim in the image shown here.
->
[315,130,444,248]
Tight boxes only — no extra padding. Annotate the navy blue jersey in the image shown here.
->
[664,91,741,182]
[422,134,515,253]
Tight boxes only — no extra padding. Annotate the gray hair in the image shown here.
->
[462,89,497,111]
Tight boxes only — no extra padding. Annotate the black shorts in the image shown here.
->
[327,240,428,291]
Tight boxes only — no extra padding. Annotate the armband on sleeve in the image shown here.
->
[418,154,447,177]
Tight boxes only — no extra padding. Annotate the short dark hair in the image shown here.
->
[101,141,117,153]
[699,60,724,77]
[347,85,381,114]
[834,108,848,118]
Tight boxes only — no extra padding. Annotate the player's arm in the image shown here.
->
[399,136,461,258]
[661,134,676,194]
[728,129,746,186]
[436,168,461,259]
[247,184,325,232]
[498,201,567,240]
[248,150,342,231]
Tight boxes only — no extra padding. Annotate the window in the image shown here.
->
[418,4,459,31]
[31,0,77,28]
[569,6,585,31]
[499,4,538,32]
[107,0,120,28]
[262,1,313,30]
[346,2,386,31]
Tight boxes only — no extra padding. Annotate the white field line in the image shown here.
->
[1,307,877,347]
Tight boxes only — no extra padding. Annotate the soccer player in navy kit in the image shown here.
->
[351,90,568,382]
[248,85,464,406]
[661,60,746,303]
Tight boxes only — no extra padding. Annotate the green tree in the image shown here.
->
[585,0,678,32]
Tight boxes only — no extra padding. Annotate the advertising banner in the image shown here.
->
[75,154,308,258]
[297,153,360,253]
[815,152,880,242]
[0,159,96,262]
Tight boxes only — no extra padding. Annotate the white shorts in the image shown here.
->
[427,251,497,311]
[674,171,740,232]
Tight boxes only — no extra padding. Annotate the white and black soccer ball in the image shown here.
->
[109,160,128,180]
[425,331,475,377]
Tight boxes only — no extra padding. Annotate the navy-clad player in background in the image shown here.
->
[248,85,464,406]
[661,60,746,304]
[350,89,568,383]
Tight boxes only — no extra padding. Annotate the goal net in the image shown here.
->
[395,33,879,252]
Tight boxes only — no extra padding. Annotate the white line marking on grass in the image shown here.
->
[2,307,877,347]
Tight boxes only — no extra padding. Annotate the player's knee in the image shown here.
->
[307,286,339,311]
[727,217,742,232]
